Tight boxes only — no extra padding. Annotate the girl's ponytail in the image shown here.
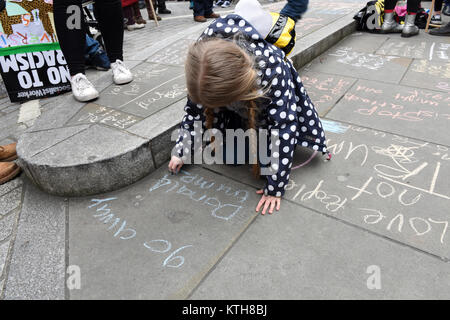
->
[248,100,260,178]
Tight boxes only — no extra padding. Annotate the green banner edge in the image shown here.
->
[0,43,61,56]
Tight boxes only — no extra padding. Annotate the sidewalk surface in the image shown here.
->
[1,0,450,299]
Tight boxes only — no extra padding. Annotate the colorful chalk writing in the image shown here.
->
[284,123,449,253]
[410,60,450,79]
[147,39,194,66]
[71,103,142,129]
[87,197,193,268]
[329,47,396,70]
[148,170,248,220]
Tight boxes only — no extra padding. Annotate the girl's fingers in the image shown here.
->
[256,197,265,212]
[256,189,264,194]
[262,200,270,215]
[269,200,275,214]
[276,199,281,211]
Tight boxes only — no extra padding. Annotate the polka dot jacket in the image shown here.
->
[175,14,330,198]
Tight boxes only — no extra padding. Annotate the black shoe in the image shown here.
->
[158,8,171,14]
[429,21,450,36]
[443,5,450,16]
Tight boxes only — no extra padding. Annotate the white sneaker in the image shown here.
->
[221,0,231,7]
[70,73,99,102]
[126,23,145,31]
[111,59,133,85]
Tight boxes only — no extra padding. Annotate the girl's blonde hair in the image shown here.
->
[186,38,262,177]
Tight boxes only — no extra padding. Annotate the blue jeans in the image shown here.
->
[193,0,213,17]
[280,0,309,22]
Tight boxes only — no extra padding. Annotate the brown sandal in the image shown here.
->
[0,162,21,185]
[0,143,18,162]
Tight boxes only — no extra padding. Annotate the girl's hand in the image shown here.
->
[168,156,184,174]
[255,189,281,215]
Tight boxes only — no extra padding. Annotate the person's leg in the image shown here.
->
[124,5,136,25]
[193,0,207,21]
[280,0,308,22]
[95,0,133,84]
[158,0,171,13]
[132,1,147,24]
[204,0,218,17]
[193,0,204,16]
[402,0,420,37]
[54,0,99,101]
[93,0,124,62]
[381,0,403,33]
[432,0,444,24]
[204,0,212,15]
[383,0,397,11]
[406,0,420,13]
[53,0,86,76]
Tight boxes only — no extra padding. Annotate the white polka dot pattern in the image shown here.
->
[178,14,329,198]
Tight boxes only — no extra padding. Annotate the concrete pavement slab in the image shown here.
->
[120,75,187,118]
[0,211,17,242]
[3,181,66,300]
[308,0,362,16]
[94,62,183,111]
[122,18,207,62]
[203,121,450,260]
[66,104,142,130]
[305,47,411,84]
[0,188,22,217]
[326,79,450,146]
[25,97,85,133]
[0,138,15,146]
[0,177,22,197]
[295,14,344,39]
[26,60,142,134]
[290,12,357,70]
[376,39,450,61]
[17,125,91,159]
[0,241,9,276]
[0,97,13,110]
[0,278,4,297]
[127,99,185,140]
[0,123,27,144]
[191,201,450,299]
[331,32,389,54]
[0,111,19,132]
[68,165,259,299]
[147,39,194,67]
[299,71,356,116]
[400,59,450,93]
[0,103,20,115]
